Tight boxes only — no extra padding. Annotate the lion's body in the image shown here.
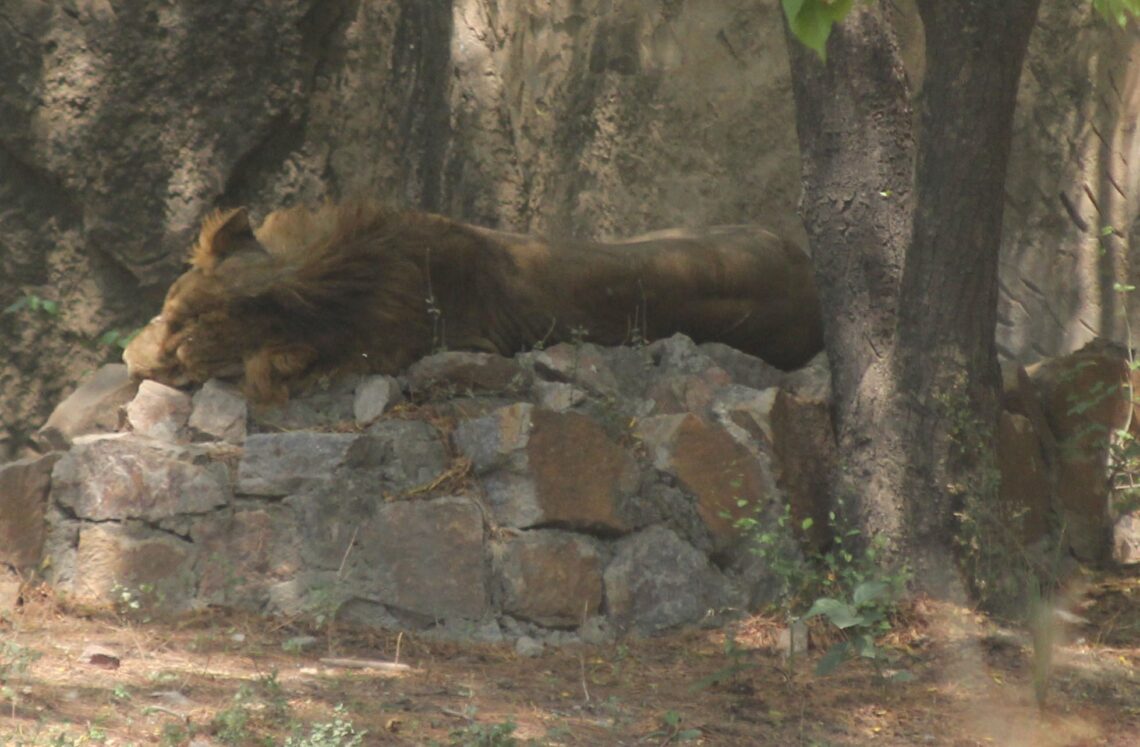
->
[124,201,823,402]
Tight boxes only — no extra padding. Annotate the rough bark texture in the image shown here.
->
[783,5,916,566]
[787,0,1042,588]
[898,0,1043,583]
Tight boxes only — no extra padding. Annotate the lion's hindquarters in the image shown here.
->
[535,231,822,368]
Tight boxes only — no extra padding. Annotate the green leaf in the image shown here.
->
[801,517,814,530]
[1094,0,1140,26]
[804,597,864,628]
[853,580,890,607]
[852,634,879,659]
[815,641,852,675]
[782,0,853,61]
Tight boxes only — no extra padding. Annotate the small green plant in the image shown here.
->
[96,328,138,350]
[212,684,254,744]
[449,714,519,747]
[284,704,366,747]
[3,293,60,317]
[1,640,42,717]
[110,581,164,623]
[732,497,910,679]
[161,721,197,747]
[802,579,908,678]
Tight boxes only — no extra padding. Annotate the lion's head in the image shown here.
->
[124,207,325,402]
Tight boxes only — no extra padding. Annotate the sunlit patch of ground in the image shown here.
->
[0,570,1136,746]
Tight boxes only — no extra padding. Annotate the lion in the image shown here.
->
[124,200,823,402]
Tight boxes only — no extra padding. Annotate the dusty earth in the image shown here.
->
[1,570,1138,747]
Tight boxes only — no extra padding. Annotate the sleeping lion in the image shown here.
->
[124,200,823,402]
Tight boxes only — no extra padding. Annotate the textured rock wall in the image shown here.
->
[1,0,1138,465]
[36,336,832,639]
[998,2,1140,362]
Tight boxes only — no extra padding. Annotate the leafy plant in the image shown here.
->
[449,716,518,747]
[781,0,853,61]
[803,579,907,677]
[1093,0,1140,26]
[3,293,60,317]
[734,497,910,679]
[285,704,366,747]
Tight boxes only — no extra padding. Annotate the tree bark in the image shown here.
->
[785,0,1042,591]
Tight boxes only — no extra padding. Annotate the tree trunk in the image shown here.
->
[786,0,1042,591]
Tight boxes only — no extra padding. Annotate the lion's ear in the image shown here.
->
[192,207,259,270]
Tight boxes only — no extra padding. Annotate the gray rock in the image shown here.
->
[351,420,450,494]
[35,364,136,451]
[699,342,787,392]
[126,380,192,443]
[192,504,301,608]
[524,343,621,396]
[237,432,358,496]
[710,385,778,449]
[532,381,587,412]
[604,526,732,633]
[52,434,229,522]
[286,494,488,622]
[457,405,639,531]
[406,352,533,399]
[342,496,488,620]
[453,403,533,474]
[0,568,21,613]
[251,381,358,432]
[515,635,544,657]
[189,380,247,444]
[353,375,403,425]
[0,453,60,570]
[578,616,615,645]
[1113,511,1140,565]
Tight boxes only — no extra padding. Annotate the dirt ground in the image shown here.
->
[1,569,1137,747]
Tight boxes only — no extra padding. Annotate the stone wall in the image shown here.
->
[2,334,1138,640]
[31,337,833,640]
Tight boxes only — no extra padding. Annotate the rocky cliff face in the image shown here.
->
[1,0,1137,460]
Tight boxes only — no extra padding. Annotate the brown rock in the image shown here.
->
[35,364,136,451]
[0,453,60,570]
[495,530,604,628]
[526,409,640,532]
[72,524,196,609]
[770,387,836,551]
[637,413,772,551]
[1029,340,1135,562]
[995,411,1053,544]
